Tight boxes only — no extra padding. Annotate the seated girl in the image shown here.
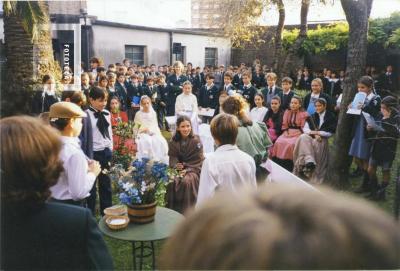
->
[250,93,268,123]
[109,96,135,152]
[263,96,284,143]
[293,98,337,183]
[175,81,199,134]
[270,96,308,171]
[134,96,169,164]
[166,116,204,214]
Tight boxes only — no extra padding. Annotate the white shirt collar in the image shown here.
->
[244,83,252,88]
[367,92,375,100]
[311,92,320,98]
[61,136,80,147]
[215,144,238,152]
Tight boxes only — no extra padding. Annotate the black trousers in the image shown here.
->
[87,148,112,216]
[156,107,168,129]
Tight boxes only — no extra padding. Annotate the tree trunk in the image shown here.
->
[279,0,309,77]
[1,1,59,116]
[327,0,373,188]
[272,0,285,73]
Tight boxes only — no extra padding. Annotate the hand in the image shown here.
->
[160,102,166,107]
[367,124,373,131]
[357,102,363,110]
[176,163,184,171]
[88,160,101,177]
[315,135,322,142]
[141,127,150,134]
[206,108,210,111]
[199,106,202,110]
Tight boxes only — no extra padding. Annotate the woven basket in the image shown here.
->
[105,216,129,230]
[104,205,128,219]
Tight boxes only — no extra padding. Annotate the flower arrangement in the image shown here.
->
[113,158,172,206]
[112,121,141,169]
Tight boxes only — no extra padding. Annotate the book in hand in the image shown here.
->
[362,112,384,132]
[346,92,367,115]
[132,96,140,106]
[198,107,215,117]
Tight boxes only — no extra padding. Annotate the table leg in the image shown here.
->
[132,241,137,270]
[139,241,144,270]
[151,241,156,269]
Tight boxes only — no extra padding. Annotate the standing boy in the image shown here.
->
[49,102,101,206]
[261,72,283,108]
[278,77,295,111]
[238,71,257,108]
[87,87,113,216]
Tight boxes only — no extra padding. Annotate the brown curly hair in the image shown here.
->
[1,116,63,209]
[222,95,253,127]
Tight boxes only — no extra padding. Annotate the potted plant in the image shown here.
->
[114,158,170,224]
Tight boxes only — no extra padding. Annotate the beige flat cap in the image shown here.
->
[49,102,87,119]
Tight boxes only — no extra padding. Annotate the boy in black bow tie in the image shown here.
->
[87,87,113,216]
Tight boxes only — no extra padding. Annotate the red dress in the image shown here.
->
[111,111,135,153]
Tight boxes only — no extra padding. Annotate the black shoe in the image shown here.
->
[350,167,363,178]
[371,183,388,201]
[355,171,370,193]
[366,177,379,199]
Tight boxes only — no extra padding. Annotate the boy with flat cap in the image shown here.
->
[49,102,101,206]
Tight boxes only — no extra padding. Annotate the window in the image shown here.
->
[205,47,217,67]
[125,45,144,65]
[173,46,186,63]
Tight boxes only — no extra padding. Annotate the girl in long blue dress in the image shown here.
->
[349,76,381,193]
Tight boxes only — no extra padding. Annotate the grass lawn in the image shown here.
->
[102,129,399,270]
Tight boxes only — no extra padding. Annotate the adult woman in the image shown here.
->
[293,98,337,183]
[134,96,169,164]
[222,95,271,182]
[166,61,188,116]
[303,78,333,114]
[1,116,113,270]
[166,116,204,214]
[263,96,284,143]
[270,96,308,171]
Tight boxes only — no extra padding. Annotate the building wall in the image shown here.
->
[91,24,231,67]
[173,33,231,67]
[48,1,86,15]
[0,18,4,42]
[91,24,170,66]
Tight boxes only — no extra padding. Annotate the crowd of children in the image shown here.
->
[29,56,400,217]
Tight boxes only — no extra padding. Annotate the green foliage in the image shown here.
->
[3,1,48,42]
[282,12,400,55]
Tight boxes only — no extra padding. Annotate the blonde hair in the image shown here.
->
[173,61,184,71]
[312,78,323,88]
[266,72,278,81]
[182,80,192,88]
[161,185,400,269]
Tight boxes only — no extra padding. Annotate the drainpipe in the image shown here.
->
[169,31,173,65]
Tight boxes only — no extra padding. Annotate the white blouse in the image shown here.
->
[175,93,198,114]
[250,106,268,122]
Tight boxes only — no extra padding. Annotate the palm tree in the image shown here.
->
[2,0,60,116]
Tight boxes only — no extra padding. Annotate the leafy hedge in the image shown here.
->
[282,12,400,55]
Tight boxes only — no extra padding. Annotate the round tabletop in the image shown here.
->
[98,207,184,242]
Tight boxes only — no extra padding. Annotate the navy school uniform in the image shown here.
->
[299,76,313,90]
[238,84,257,108]
[142,85,159,110]
[166,74,188,116]
[115,81,128,112]
[303,92,334,113]
[233,73,243,88]
[127,83,142,120]
[349,93,381,160]
[31,91,59,114]
[278,90,295,111]
[221,83,237,96]
[155,84,169,129]
[252,72,265,89]
[261,85,283,108]
[199,84,219,109]
[193,73,204,96]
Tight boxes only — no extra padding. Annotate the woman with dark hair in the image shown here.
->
[222,95,271,182]
[1,116,113,270]
[293,98,337,183]
[166,115,204,214]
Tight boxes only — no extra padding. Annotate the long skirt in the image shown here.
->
[349,116,370,160]
[136,133,169,164]
[166,170,200,214]
[293,134,329,184]
[270,129,302,160]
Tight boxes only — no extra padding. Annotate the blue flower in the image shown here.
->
[119,193,132,204]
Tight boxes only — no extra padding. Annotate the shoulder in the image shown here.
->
[42,202,92,227]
